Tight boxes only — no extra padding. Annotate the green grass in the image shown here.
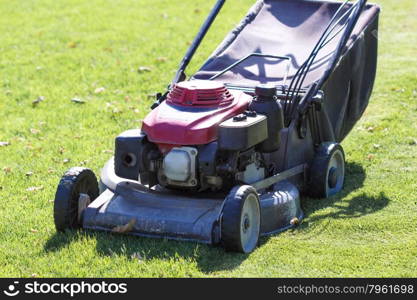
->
[0,0,416,277]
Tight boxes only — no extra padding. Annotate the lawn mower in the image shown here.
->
[54,0,380,253]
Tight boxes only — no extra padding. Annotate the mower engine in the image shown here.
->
[114,80,284,192]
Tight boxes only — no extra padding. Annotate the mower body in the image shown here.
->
[55,0,380,252]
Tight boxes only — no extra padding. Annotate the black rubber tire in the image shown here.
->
[221,185,261,253]
[54,167,99,231]
[307,142,345,199]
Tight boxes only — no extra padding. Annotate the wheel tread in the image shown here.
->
[54,167,99,231]
[308,142,345,198]
[221,185,260,253]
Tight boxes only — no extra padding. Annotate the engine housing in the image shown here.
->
[141,80,251,151]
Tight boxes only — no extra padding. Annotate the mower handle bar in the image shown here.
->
[285,0,368,121]
[171,0,226,86]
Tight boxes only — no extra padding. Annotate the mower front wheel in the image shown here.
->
[54,167,99,231]
[221,185,261,253]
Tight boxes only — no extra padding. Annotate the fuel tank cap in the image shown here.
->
[255,84,277,100]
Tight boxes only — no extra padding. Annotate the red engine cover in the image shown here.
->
[142,80,251,152]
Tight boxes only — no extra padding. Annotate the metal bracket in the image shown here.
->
[78,193,91,223]
[297,87,324,139]
[251,164,306,191]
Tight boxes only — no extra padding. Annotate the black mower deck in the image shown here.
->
[83,159,303,244]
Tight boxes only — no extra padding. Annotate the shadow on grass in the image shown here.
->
[44,230,247,274]
[296,161,390,233]
[44,162,389,274]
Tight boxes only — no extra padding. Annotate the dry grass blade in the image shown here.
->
[26,186,44,192]
[112,219,136,233]
[137,66,152,73]
[71,98,85,104]
[32,96,45,106]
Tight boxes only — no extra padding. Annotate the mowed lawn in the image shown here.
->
[0,0,416,277]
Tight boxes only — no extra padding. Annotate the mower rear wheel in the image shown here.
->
[308,142,345,198]
[54,167,99,231]
[221,185,261,253]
